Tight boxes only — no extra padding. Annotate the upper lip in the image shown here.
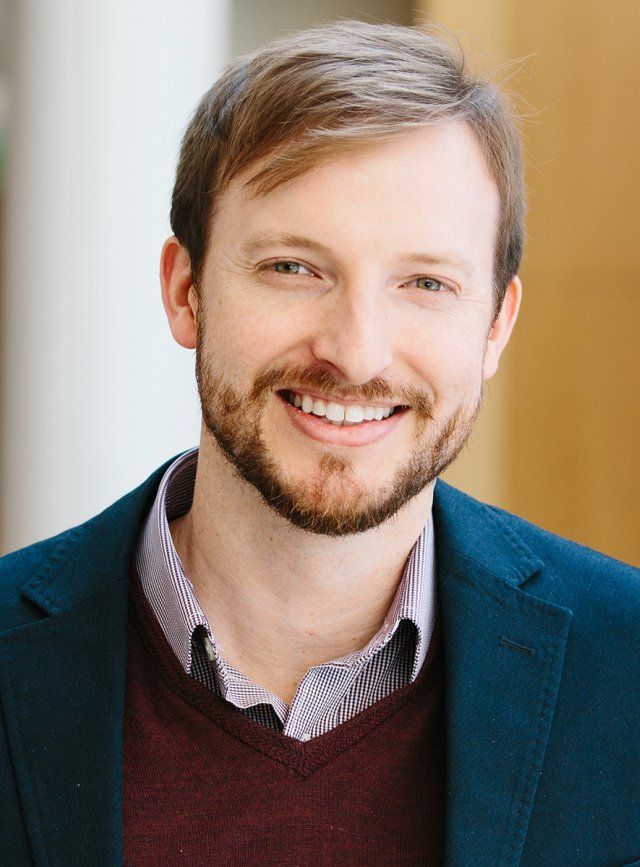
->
[281,388,405,409]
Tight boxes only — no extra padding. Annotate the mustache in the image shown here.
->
[250,362,435,421]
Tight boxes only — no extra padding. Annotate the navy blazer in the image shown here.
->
[1,456,639,866]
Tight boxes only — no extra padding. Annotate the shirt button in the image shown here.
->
[299,733,312,742]
[203,635,215,662]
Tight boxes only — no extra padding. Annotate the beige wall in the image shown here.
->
[419,0,640,565]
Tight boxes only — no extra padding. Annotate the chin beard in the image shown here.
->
[195,350,482,537]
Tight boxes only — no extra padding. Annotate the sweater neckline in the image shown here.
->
[128,559,443,778]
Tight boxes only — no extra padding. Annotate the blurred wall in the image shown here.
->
[424,0,640,565]
[0,0,228,553]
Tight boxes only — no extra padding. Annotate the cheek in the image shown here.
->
[204,291,296,376]
[411,326,486,402]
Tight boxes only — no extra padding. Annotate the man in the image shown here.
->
[1,20,638,866]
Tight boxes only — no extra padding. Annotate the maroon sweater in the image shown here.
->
[122,569,446,865]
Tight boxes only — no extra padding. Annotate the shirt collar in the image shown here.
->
[136,447,203,673]
[136,447,436,679]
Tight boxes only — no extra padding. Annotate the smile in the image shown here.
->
[282,390,405,426]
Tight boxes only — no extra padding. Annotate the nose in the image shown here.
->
[309,280,394,385]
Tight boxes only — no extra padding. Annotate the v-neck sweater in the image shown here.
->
[122,561,446,865]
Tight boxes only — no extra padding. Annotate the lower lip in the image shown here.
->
[277,393,407,447]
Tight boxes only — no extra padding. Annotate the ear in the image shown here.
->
[160,236,198,349]
[483,275,522,381]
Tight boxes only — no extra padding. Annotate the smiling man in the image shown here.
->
[169,120,505,543]
[1,21,639,867]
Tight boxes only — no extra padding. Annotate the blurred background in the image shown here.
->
[0,0,638,564]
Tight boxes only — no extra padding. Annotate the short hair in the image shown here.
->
[170,20,524,314]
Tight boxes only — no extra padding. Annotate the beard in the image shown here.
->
[195,327,482,537]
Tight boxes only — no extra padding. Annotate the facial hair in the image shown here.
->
[195,324,482,537]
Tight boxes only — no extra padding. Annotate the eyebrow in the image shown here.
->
[242,232,332,259]
[403,252,475,279]
[241,232,475,279]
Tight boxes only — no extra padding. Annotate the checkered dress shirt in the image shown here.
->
[135,447,437,741]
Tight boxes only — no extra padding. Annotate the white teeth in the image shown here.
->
[345,405,365,423]
[325,402,345,422]
[312,398,326,416]
[287,391,400,425]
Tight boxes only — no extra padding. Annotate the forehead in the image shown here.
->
[211,121,500,276]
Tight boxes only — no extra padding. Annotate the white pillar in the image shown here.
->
[1,0,230,552]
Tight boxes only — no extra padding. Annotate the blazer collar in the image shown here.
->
[433,478,544,588]
[0,467,572,866]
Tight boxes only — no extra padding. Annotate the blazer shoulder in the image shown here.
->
[488,500,639,577]
[486,500,640,617]
[434,479,639,620]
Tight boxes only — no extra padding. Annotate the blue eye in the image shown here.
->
[273,261,312,275]
[413,277,446,292]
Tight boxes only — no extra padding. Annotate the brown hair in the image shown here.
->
[170,20,524,313]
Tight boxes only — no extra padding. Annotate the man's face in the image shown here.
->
[194,121,506,536]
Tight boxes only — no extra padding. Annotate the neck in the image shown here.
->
[170,437,434,704]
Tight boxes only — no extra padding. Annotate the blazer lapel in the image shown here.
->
[433,481,573,867]
[0,460,170,866]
